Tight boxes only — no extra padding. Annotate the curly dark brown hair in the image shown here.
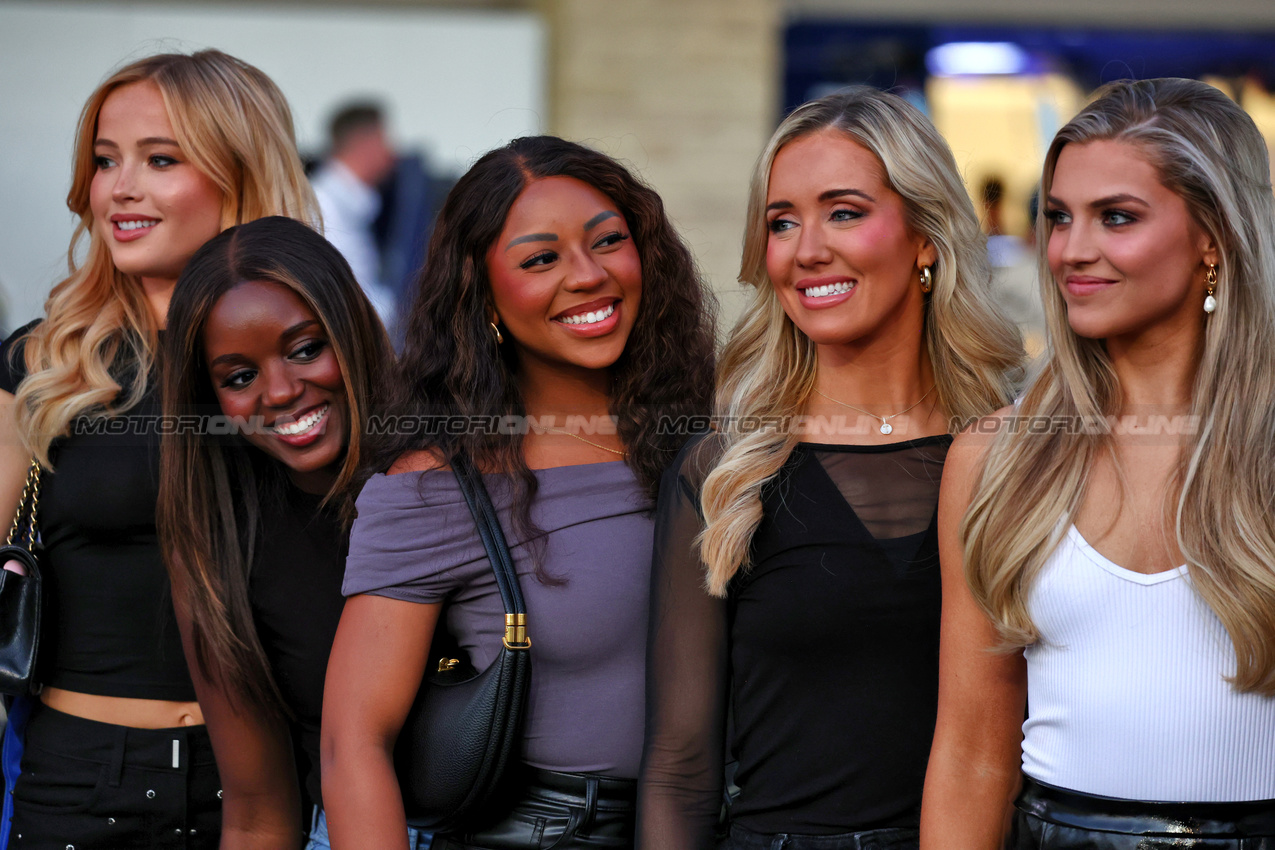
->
[369,135,716,543]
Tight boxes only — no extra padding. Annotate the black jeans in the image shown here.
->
[431,767,636,850]
[8,703,222,849]
[1007,774,1275,849]
[718,822,918,850]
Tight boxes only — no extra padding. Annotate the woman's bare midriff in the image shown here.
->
[40,686,204,728]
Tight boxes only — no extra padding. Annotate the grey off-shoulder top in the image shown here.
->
[343,460,654,778]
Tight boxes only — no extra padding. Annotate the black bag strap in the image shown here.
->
[450,453,530,650]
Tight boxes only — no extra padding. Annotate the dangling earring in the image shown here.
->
[1204,264,1218,314]
[919,265,933,294]
[489,321,504,344]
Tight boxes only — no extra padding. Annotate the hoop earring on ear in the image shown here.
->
[919,265,933,294]
[490,322,504,345]
[1204,264,1218,314]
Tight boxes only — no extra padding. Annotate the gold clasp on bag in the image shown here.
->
[503,613,531,650]
[437,658,460,673]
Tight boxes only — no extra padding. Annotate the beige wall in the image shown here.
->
[541,0,783,329]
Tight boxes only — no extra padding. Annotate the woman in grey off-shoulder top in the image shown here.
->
[319,135,716,850]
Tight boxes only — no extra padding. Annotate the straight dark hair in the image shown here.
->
[158,216,392,712]
[367,136,716,561]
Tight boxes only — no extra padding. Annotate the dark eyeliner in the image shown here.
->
[519,251,556,270]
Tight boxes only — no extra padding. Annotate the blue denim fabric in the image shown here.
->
[307,807,432,850]
[0,695,32,850]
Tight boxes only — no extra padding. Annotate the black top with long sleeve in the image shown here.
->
[0,321,195,700]
[249,479,347,811]
[638,433,950,848]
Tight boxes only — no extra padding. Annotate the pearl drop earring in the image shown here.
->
[1204,264,1218,314]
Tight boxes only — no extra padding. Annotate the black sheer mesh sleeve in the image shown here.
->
[637,435,729,850]
[0,319,39,395]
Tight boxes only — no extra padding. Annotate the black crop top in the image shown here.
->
[639,433,951,847]
[0,322,195,701]
[249,480,347,811]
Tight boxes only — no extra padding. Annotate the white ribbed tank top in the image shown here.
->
[1021,525,1275,801]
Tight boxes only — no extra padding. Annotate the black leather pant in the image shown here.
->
[433,767,635,850]
[1007,775,1275,849]
[719,821,917,850]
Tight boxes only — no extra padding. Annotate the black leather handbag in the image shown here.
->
[396,452,532,832]
[0,459,43,696]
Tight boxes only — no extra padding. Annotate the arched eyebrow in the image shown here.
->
[206,320,320,368]
[765,188,876,212]
[505,210,622,250]
[1046,192,1148,211]
[94,136,181,148]
[506,232,557,250]
[583,210,619,231]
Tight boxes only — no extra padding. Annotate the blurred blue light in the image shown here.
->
[927,42,1030,76]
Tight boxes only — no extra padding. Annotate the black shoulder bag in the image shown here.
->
[0,459,44,696]
[395,452,532,831]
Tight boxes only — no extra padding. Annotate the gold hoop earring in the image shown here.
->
[1204,264,1218,314]
[919,265,933,294]
[490,321,504,344]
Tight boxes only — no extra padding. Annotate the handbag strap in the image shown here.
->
[5,458,40,552]
[450,453,530,650]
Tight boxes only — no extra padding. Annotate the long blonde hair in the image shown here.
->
[699,87,1023,595]
[964,78,1275,695]
[15,49,318,463]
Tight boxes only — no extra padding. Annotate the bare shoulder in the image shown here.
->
[941,404,1016,501]
[387,448,448,476]
[949,404,1015,460]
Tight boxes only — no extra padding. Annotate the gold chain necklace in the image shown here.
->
[535,426,628,458]
[813,384,936,436]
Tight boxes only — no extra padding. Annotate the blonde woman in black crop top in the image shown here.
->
[0,50,316,849]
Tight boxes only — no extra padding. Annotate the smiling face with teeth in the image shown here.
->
[486,175,642,380]
[89,81,225,296]
[203,279,350,494]
[764,129,935,350]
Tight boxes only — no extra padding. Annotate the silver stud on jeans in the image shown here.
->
[108,818,116,825]
[146,789,156,799]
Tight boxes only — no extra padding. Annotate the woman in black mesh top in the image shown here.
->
[636,88,1023,850]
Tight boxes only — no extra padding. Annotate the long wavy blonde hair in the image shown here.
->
[699,87,1023,595]
[963,78,1275,695]
[14,49,318,463]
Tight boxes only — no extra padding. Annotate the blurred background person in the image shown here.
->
[982,177,1045,357]
[311,101,401,329]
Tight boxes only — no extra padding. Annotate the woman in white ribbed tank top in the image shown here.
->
[919,78,1275,849]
